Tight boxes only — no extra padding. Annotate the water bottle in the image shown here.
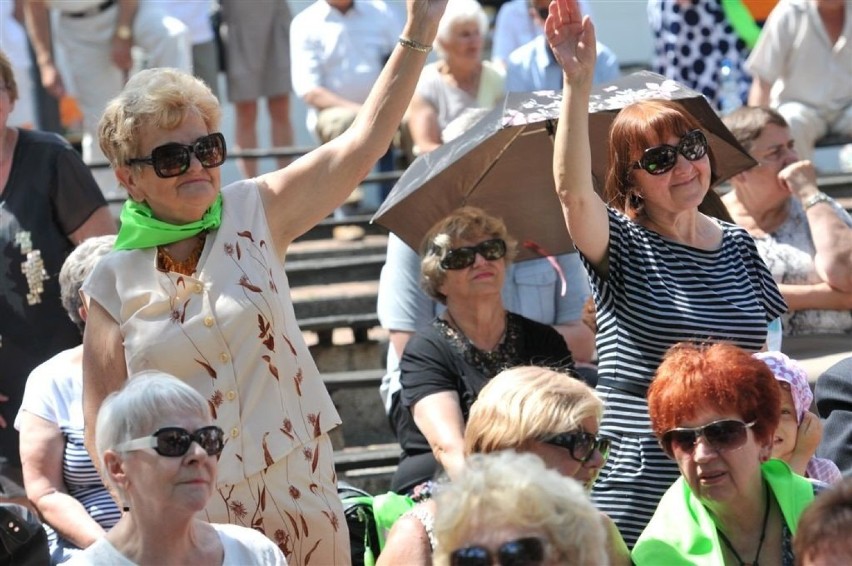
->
[766,318,783,352]
[718,58,742,115]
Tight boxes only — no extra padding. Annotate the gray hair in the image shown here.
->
[434,0,489,59]
[96,372,211,489]
[59,235,116,332]
[433,451,609,565]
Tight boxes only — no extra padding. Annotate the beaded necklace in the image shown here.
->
[157,233,206,276]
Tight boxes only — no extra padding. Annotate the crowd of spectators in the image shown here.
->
[0,0,851,564]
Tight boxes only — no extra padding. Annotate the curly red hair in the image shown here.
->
[647,342,780,446]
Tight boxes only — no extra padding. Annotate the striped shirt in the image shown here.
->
[585,208,787,546]
[16,349,121,557]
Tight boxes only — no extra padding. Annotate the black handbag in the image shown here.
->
[0,503,49,566]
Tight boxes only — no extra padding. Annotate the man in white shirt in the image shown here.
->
[24,0,191,199]
[290,0,401,144]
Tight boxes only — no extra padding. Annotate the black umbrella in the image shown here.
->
[372,71,756,260]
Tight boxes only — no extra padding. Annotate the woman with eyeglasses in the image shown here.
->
[390,207,578,494]
[721,106,852,339]
[79,2,449,563]
[545,0,787,546]
[433,451,607,566]
[379,366,629,566]
[633,342,819,565]
[67,372,285,565]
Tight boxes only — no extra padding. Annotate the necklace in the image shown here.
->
[717,481,771,566]
[444,309,506,352]
[157,233,206,276]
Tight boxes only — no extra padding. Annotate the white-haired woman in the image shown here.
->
[81,1,449,563]
[434,450,608,566]
[405,0,504,156]
[67,372,285,565]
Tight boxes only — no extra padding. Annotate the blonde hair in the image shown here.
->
[464,366,601,455]
[98,67,221,168]
[419,206,518,303]
[433,451,608,565]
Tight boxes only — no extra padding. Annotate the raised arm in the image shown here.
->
[257,0,447,251]
[82,300,128,467]
[546,0,609,271]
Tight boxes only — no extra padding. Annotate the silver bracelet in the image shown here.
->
[398,36,432,53]
[804,192,833,210]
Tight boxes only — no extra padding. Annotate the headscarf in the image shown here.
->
[754,351,812,424]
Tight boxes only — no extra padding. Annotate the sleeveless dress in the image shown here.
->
[587,208,787,546]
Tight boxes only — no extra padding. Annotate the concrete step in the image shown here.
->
[286,253,386,287]
[287,234,388,262]
[294,214,388,242]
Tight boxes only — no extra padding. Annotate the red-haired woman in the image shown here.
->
[545,0,787,545]
[633,342,819,565]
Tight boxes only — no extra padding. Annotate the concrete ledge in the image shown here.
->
[781,334,852,384]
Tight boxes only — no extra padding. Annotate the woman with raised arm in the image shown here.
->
[545,0,787,546]
[79,1,448,563]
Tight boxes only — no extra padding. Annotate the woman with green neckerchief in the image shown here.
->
[633,342,821,566]
[79,2,448,564]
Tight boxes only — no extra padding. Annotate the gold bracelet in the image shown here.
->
[398,36,432,53]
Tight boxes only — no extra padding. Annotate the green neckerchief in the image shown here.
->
[114,194,223,250]
[632,459,816,566]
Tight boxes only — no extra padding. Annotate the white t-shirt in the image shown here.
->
[66,523,287,565]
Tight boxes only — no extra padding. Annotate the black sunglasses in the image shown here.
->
[127,132,227,178]
[440,238,507,270]
[543,431,611,463]
[632,129,709,176]
[660,419,755,459]
[117,425,225,457]
[451,537,545,566]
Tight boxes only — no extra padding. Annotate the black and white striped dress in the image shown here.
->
[584,209,787,547]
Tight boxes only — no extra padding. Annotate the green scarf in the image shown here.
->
[114,194,223,250]
[632,459,816,566]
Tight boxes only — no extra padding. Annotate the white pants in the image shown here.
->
[777,101,852,161]
[55,2,191,198]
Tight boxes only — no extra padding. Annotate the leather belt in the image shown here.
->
[596,376,650,398]
[64,0,116,19]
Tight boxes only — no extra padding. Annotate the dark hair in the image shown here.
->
[794,477,852,565]
[648,342,780,446]
[604,100,718,219]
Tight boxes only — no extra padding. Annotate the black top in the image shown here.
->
[0,129,106,465]
[396,311,576,460]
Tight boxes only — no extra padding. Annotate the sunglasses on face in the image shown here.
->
[126,132,227,178]
[440,238,507,270]
[450,537,546,566]
[660,419,755,459]
[117,425,225,457]
[543,431,611,463]
[632,129,709,176]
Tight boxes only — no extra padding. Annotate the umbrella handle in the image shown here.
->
[523,240,567,297]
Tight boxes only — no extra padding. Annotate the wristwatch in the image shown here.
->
[804,192,832,210]
[115,24,132,41]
